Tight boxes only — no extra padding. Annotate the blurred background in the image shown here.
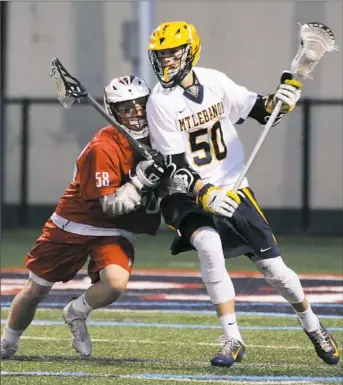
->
[0,1,342,271]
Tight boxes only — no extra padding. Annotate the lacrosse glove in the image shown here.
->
[99,183,142,217]
[265,71,302,114]
[196,183,241,218]
[130,159,165,191]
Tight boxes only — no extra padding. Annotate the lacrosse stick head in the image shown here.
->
[291,22,338,79]
[51,57,88,109]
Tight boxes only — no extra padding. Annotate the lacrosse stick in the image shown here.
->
[233,22,338,191]
[50,57,159,161]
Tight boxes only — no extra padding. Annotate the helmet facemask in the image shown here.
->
[149,44,194,88]
[106,95,149,140]
[104,75,150,140]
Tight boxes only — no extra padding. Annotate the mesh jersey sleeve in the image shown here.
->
[147,95,185,155]
[78,142,121,200]
[218,71,257,124]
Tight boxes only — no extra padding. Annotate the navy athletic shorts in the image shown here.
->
[160,187,280,261]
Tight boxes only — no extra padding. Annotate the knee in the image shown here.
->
[190,227,233,304]
[256,256,294,284]
[100,265,130,295]
[255,256,304,302]
[191,227,226,283]
[191,226,221,254]
[105,276,128,294]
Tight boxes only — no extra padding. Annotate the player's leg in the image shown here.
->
[1,222,87,360]
[255,256,339,365]
[2,220,93,359]
[239,188,339,365]
[180,215,246,368]
[1,273,53,359]
[83,264,130,308]
[62,236,134,357]
[161,195,246,368]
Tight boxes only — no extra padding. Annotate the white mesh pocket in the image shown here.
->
[51,65,76,109]
[291,22,338,78]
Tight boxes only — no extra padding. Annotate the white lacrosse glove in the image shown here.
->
[196,184,241,218]
[99,182,141,217]
[265,72,303,114]
[130,159,165,191]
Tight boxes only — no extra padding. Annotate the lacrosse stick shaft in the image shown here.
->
[233,100,282,192]
[86,95,153,161]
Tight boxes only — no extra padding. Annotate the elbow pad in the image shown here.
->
[164,153,201,194]
[99,183,142,217]
[247,95,283,126]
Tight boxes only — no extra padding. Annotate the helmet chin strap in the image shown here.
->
[127,127,149,140]
[121,117,149,140]
[163,66,171,82]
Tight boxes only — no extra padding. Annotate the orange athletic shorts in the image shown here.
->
[25,219,135,284]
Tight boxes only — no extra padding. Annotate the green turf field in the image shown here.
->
[1,229,342,273]
[2,229,342,383]
[1,309,342,385]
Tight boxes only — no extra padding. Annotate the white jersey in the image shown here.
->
[147,67,257,189]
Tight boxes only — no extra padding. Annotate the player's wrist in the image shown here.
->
[196,183,219,208]
[264,94,275,114]
[129,171,145,191]
[265,94,286,114]
[129,160,163,191]
[265,93,295,115]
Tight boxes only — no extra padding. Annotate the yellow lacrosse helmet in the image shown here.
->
[148,21,201,88]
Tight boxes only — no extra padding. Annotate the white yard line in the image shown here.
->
[2,318,342,332]
[19,335,342,351]
[0,371,338,384]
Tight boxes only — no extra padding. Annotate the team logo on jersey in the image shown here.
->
[265,115,282,126]
[178,102,225,131]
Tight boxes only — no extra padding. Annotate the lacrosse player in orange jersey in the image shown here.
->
[146,21,340,368]
[1,75,164,359]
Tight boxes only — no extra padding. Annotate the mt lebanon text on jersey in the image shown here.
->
[178,102,225,132]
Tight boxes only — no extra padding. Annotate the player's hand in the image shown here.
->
[265,72,302,114]
[196,184,241,218]
[100,182,142,217]
[130,159,165,190]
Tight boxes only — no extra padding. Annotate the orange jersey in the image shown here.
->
[54,126,160,235]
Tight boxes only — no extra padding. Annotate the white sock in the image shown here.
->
[296,305,320,332]
[72,293,93,316]
[2,327,24,345]
[219,314,244,343]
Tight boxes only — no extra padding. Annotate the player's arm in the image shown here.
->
[245,94,284,126]
[101,165,163,218]
[99,162,164,218]
[79,143,149,217]
[99,183,141,217]
[164,153,241,218]
[219,70,302,127]
[146,96,240,218]
[246,72,302,126]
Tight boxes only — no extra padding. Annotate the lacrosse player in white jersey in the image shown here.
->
[144,21,340,368]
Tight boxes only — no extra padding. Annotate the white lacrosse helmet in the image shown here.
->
[104,75,150,139]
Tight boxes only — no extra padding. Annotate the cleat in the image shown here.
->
[1,339,17,359]
[62,301,92,357]
[210,336,247,368]
[305,322,340,365]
